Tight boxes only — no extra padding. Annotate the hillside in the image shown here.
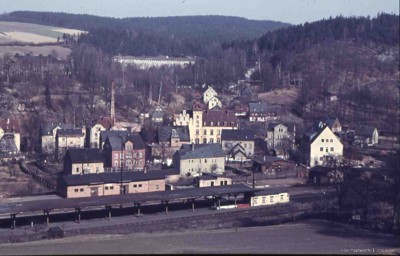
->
[0,21,84,44]
[244,13,399,130]
[0,11,289,56]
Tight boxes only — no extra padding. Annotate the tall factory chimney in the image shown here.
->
[111,80,116,123]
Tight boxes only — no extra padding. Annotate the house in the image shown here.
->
[0,134,21,161]
[309,166,344,184]
[233,104,248,117]
[89,116,114,148]
[173,143,225,177]
[378,130,399,149]
[301,123,343,167]
[0,118,20,152]
[266,123,296,158]
[152,125,190,163]
[252,156,296,173]
[221,130,254,161]
[174,106,239,144]
[151,106,164,123]
[318,117,342,133]
[57,170,175,198]
[56,128,86,159]
[100,130,129,149]
[41,123,74,154]
[195,173,232,187]
[354,125,379,147]
[103,133,147,171]
[63,148,104,175]
[203,86,218,104]
[250,188,290,207]
[248,102,277,122]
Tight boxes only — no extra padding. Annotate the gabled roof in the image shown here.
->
[57,128,84,137]
[221,130,254,141]
[254,188,288,196]
[0,118,20,133]
[65,148,103,164]
[177,143,225,160]
[227,143,247,158]
[0,134,18,153]
[193,101,206,111]
[249,102,268,114]
[100,130,129,145]
[355,125,377,137]
[158,126,190,143]
[96,116,114,130]
[105,133,146,151]
[203,110,237,126]
[41,123,74,135]
[267,122,295,132]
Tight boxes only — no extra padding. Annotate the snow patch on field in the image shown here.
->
[1,31,57,43]
[51,28,86,35]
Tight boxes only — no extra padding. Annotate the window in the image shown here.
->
[110,186,114,190]
[220,181,224,186]
[330,147,334,152]
[210,181,214,187]
[74,189,78,192]
[224,180,228,185]
[204,159,207,163]
[76,167,79,173]
[217,138,220,143]
[270,196,274,203]
[280,194,284,200]
[139,184,142,188]
[133,184,137,188]
[262,197,266,203]
[320,147,323,151]
[210,138,214,143]
[326,148,328,152]
[210,122,214,126]
[196,129,199,135]
[330,139,333,142]
[156,185,159,190]
[203,138,207,144]
[204,130,207,135]
[114,154,118,159]
[96,167,99,173]
[80,188,84,192]
[321,139,324,142]
[105,186,109,190]
[210,130,214,135]
[244,143,247,148]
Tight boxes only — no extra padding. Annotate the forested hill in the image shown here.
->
[257,13,399,53]
[0,11,289,56]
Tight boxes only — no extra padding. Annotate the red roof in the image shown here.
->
[0,118,20,133]
[193,101,206,111]
[97,116,114,130]
[203,110,238,126]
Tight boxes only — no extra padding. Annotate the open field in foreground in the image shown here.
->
[0,219,398,254]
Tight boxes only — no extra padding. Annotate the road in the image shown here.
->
[0,219,398,254]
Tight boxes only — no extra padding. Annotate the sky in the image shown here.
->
[0,0,398,24]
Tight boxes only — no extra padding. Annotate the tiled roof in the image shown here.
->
[158,126,190,143]
[62,169,176,186]
[177,143,225,160]
[100,130,129,145]
[0,118,20,133]
[249,102,268,114]
[203,110,237,126]
[41,123,74,135]
[65,148,103,164]
[0,134,18,154]
[97,116,114,130]
[221,129,254,141]
[57,128,84,136]
[105,133,146,151]
[267,123,295,132]
[355,125,377,137]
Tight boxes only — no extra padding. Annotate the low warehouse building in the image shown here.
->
[250,189,290,207]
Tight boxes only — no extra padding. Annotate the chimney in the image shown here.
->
[111,81,116,124]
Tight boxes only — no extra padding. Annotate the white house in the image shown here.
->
[203,86,218,104]
[302,124,343,167]
[250,189,290,207]
[207,96,222,110]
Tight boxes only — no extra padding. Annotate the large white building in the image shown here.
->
[114,55,196,70]
[302,124,343,167]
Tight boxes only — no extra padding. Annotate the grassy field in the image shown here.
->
[0,21,84,44]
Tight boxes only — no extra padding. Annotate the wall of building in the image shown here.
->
[179,156,225,177]
[250,192,290,207]
[310,128,343,167]
[198,177,232,187]
[70,162,104,175]
[222,140,254,157]
[90,124,106,148]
